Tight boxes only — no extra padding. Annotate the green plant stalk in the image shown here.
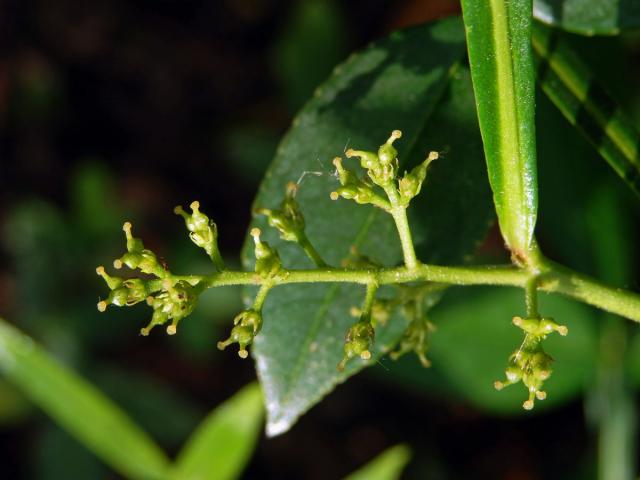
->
[532,23,640,197]
[297,234,327,268]
[384,184,418,270]
[591,317,636,480]
[158,259,640,323]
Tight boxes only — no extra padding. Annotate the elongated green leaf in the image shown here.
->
[0,318,170,480]
[532,22,640,197]
[172,383,263,480]
[343,444,411,480]
[243,18,494,436]
[461,0,538,260]
[533,0,640,35]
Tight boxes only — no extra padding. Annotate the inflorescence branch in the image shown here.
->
[97,130,640,410]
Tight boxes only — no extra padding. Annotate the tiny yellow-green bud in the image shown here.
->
[377,130,402,165]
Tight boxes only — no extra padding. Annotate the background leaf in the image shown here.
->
[0,318,170,480]
[243,18,495,436]
[533,0,640,35]
[343,444,411,480]
[461,0,538,258]
[172,383,263,480]
[532,22,640,198]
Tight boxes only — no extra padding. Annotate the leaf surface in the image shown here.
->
[532,22,640,198]
[533,0,640,35]
[243,18,494,436]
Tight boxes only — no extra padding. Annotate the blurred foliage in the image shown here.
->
[2,0,640,479]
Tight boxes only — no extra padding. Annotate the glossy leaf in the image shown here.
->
[461,0,538,260]
[343,444,411,480]
[429,287,597,414]
[0,318,170,480]
[172,383,263,480]
[532,22,640,198]
[533,0,640,35]
[243,18,494,436]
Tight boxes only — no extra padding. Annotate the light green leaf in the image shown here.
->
[533,0,640,35]
[172,383,263,480]
[243,17,494,436]
[0,318,170,480]
[429,287,598,414]
[343,444,411,480]
[461,0,538,260]
[532,22,640,198]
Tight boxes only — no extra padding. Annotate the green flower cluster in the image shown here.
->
[495,315,568,410]
[330,130,438,210]
[96,221,204,336]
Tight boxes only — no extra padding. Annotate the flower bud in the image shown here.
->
[114,222,167,278]
[377,130,402,165]
[346,148,379,170]
[141,280,199,336]
[338,319,375,371]
[390,316,435,368]
[255,184,306,245]
[218,309,263,358]
[250,228,281,276]
[175,201,224,269]
[398,151,437,204]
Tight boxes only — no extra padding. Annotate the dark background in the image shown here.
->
[2,1,640,478]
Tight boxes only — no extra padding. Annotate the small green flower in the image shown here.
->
[255,182,306,243]
[217,309,263,358]
[390,316,435,368]
[250,228,281,277]
[96,266,152,311]
[174,201,225,270]
[141,280,199,336]
[338,318,375,371]
[398,151,438,205]
[495,315,568,409]
[113,222,167,278]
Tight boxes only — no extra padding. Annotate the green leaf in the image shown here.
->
[532,22,640,198]
[461,0,538,260]
[533,0,640,35]
[0,318,170,480]
[172,383,263,480]
[343,444,411,480]
[243,18,494,436]
[429,287,598,414]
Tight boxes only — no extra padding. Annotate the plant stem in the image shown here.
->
[297,234,327,268]
[253,283,272,311]
[362,282,378,316]
[163,258,640,323]
[384,185,418,270]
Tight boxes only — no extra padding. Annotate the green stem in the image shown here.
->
[161,257,640,323]
[209,248,226,272]
[253,283,272,311]
[297,234,327,268]
[524,276,539,317]
[384,185,418,270]
[362,282,378,317]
